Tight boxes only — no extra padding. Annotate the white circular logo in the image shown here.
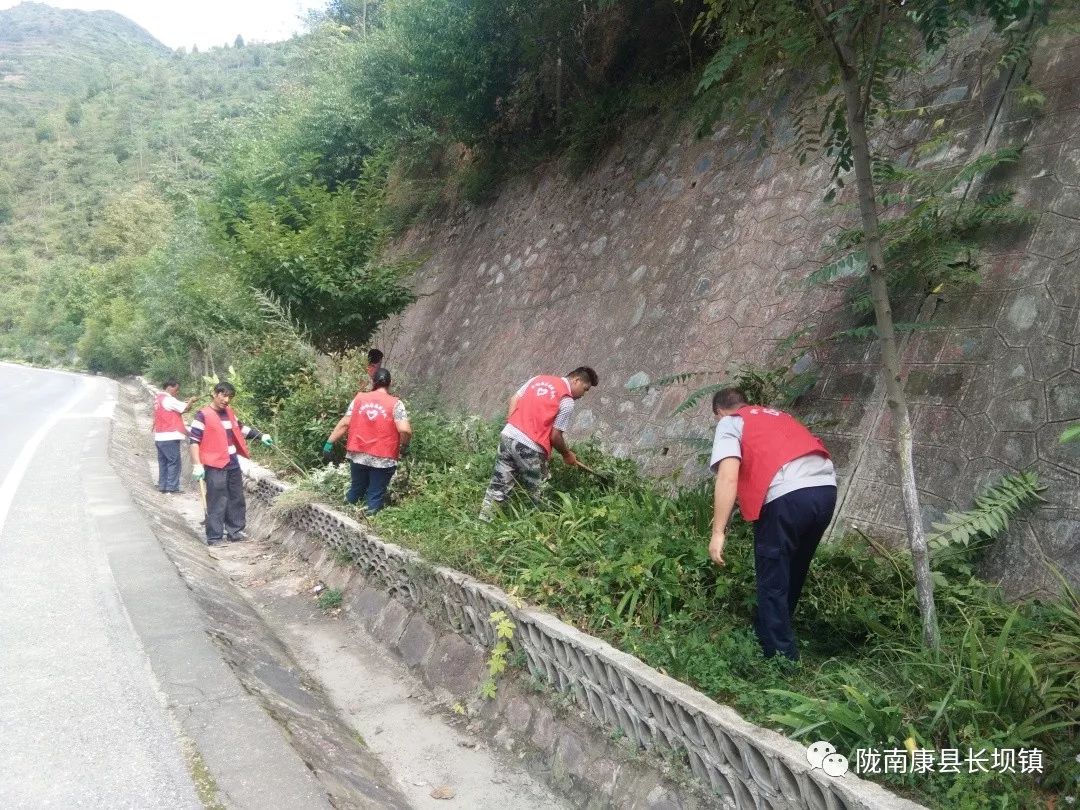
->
[822,753,850,777]
[806,741,835,769]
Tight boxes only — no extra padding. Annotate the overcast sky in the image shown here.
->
[0,0,328,50]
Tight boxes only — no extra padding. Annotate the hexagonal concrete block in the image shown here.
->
[988,431,1038,469]
[1036,422,1080,475]
[1045,370,1080,422]
[996,288,1057,348]
[986,382,1046,432]
[904,365,969,405]
[1030,337,1074,381]
[1028,213,1080,260]
[960,413,996,459]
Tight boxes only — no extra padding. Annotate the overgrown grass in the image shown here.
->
[279,408,1079,808]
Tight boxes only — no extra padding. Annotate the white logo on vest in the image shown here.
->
[531,382,556,399]
[360,403,388,421]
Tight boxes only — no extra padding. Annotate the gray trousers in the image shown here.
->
[204,465,245,542]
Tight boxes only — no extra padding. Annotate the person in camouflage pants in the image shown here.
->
[482,434,548,513]
[479,367,598,521]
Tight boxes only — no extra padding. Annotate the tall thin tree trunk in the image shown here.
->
[837,61,939,648]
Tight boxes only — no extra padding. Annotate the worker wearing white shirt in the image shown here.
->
[153,379,196,493]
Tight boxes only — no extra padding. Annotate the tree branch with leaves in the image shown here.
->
[693,0,1048,648]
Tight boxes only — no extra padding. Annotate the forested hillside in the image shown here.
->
[0,2,293,369]
[0,0,709,375]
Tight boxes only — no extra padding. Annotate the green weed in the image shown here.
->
[279,403,1077,808]
[317,588,343,611]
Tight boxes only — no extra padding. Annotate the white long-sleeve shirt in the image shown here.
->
[154,394,189,441]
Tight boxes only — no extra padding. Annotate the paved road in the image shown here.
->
[0,363,200,807]
[0,363,353,809]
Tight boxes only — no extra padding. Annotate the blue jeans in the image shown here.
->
[156,440,182,492]
[752,485,837,660]
[346,463,395,513]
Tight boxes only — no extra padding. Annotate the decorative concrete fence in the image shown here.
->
[248,472,922,810]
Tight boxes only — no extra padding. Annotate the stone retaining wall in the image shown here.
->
[378,26,1080,595]
[244,469,924,810]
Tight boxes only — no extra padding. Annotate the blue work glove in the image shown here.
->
[192,464,205,482]
[260,434,274,447]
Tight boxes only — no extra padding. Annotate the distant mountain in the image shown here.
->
[0,2,293,349]
[0,2,168,98]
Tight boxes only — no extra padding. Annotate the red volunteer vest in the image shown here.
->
[734,405,830,521]
[153,393,186,435]
[198,406,250,469]
[507,375,572,457]
[346,389,402,460]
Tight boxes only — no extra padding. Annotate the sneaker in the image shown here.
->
[226,531,250,542]
[207,538,225,546]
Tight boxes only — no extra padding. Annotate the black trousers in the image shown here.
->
[204,465,246,542]
[753,485,837,660]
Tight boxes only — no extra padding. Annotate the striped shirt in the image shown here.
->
[501,376,575,453]
[188,409,261,470]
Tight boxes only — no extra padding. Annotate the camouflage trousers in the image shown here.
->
[479,435,547,520]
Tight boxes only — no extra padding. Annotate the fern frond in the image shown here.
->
[828,321,937,342]
[696,37,750,94]
[929,471,1046,549]
[671,382,732,416]
[1060,424,1080,444]
[252,287,316,353]
[645,370,720,390]
[946,148,1023,190]
[805,250,867,286]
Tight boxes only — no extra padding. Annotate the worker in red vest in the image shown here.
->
[708,387,837,660]
[479,366,599,522]
[153,379,196,493]
[322,367,412,514]
[188,381,272,545]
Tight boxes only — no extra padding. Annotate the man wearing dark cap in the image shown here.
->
[479,366,598,521]
[323,368,412,514]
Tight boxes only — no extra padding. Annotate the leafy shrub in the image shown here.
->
[213,154,415,353]
[268,365,361,469]
[144,351,194,388]
[232,337,315,423]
